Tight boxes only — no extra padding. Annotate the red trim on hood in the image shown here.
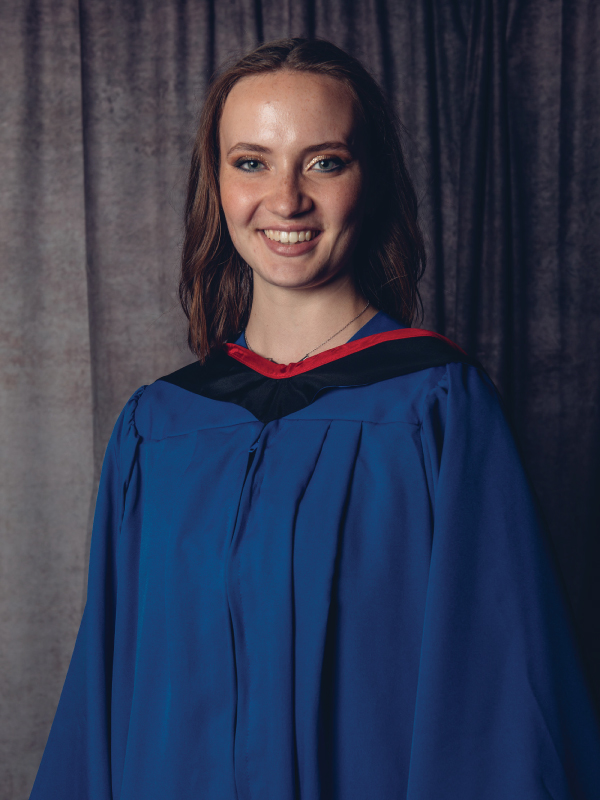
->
[224,328,466,379]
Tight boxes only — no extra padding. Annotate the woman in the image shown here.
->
[31,38,600,799]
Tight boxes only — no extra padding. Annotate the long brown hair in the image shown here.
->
[180,38,426,362]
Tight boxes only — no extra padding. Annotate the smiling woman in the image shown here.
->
[30,38,600,800]
[218,69,374,364]
[179,38,425,367]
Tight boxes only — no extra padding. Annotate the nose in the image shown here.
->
[265,169,313,218]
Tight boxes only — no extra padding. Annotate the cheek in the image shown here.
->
[220,175,259,227]
[335,186,365,238]
[219,181,241,226]
[332,176,366,231]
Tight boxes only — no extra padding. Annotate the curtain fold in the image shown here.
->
[1,0,599,796]
[0,2,93,798]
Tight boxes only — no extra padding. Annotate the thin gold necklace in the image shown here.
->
[244,300,371,363]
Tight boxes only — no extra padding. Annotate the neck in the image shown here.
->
[244,275,379,365]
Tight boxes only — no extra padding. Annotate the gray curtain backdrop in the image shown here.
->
[2,1,599,797]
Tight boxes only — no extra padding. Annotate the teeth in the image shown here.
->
[263,229,317,243]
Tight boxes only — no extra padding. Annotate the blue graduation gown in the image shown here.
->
[31,312,600,799]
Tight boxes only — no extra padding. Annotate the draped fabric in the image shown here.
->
[1,0,598,796]
[28,317,600,798]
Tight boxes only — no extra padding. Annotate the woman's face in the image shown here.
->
[218,70,368,293]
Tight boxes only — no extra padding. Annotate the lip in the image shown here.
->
[259,229,322,257]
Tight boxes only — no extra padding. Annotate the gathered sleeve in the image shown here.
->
[410,363,600,799]
[30,386,147,800]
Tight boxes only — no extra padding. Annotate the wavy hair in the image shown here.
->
[180,37,426,362]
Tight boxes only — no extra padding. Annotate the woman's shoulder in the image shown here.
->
[353,326,496,424]
[359,355,495,428]
[416,358,500,416]
[130,360,258,441]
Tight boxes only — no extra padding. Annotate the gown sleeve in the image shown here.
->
[411,363,600,799]
[30,386,147,800]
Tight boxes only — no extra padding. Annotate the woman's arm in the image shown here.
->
[410,363,600,799]
[30,386,147,800]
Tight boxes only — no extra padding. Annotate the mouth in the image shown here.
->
[262,229,322,245]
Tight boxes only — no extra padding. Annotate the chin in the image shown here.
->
[256,264,337,291]
[253,254,349,288]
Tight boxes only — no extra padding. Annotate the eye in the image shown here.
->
[309,157,344,172]
[234,158,266,172]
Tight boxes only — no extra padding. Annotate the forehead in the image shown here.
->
[219,71,359,150]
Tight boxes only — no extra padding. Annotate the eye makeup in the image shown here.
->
[232,153,350,173]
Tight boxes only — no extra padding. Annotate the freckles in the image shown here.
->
[222,179,261,223]
[221,189,248,226]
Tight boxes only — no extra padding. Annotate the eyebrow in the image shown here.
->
[226,141,352,157]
